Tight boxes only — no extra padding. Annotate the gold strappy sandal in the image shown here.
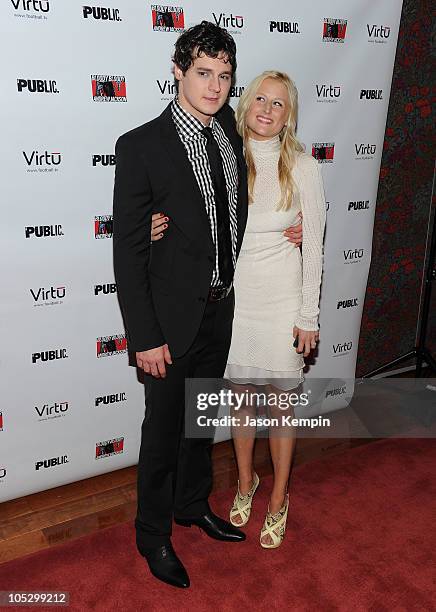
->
[229,472,260,526]
[260,493,289,549]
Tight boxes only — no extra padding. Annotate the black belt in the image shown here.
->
[208,284,232,302]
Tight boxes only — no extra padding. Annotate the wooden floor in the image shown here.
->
[1,372,433,565]
[0,436,362,564]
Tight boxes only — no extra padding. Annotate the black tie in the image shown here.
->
[202,126,234,286]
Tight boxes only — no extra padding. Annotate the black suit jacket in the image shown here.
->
[113,102,248,358]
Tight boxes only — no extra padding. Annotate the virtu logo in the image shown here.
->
[30,285,65,306]
[332,341,353,356]
[23,150,61,172]
[367,24,390,43]
[212,12,244,31]
[11,0,50,15]
[355,143,376,159]
[343,249,365,264]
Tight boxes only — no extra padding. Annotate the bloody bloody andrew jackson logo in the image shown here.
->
[151,5,184,31]
[94,215,113,238]
[96,335,127,357]
[91,75,127,101]
[323,18,347,42]
[95,437,124,458]
[312,143,335,163]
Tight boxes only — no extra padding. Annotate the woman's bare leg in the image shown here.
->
[230,382,258,524]
[261,383,298,545]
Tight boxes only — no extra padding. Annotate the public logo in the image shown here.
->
[95,437,124,459]
[332,341,353,356]
[25,225,64,238]
[35,455,69,470]
[17,78,58,93]
[151,5,184,31]
[96,334,127,357]
[360,89,383,100]
[22,150,62,172]
[95,393,127,407]
[323,18,347,42]
[83,6,121,21]
[35,401,69,421]
[348,200,370,212]
[92,154,115,167]
[30,285,66,307]
[229,85,244,98]
[343,249,365,264]
[325,385,347,399]
[316,84,341,103]
[91,75,126,102]
[11,0,49,19]
[367,24,390,43]
[355,143,377,160]
[337,298,358,309]
[269,21,299,34]
[312,143,335,163]
[32,348,68,364]
[0,411,3,432]
[212,12,244,33]
[95,215,113,238]
[94,283,117,296]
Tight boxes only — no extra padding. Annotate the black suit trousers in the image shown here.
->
[135,290,234,549]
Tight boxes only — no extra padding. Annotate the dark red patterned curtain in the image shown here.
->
[356,0,435,376]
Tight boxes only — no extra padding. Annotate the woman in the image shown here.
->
[151,71,326,549]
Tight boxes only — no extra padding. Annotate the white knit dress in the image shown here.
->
[225,135,326,390]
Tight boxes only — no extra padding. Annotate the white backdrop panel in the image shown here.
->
[0,0,402,501]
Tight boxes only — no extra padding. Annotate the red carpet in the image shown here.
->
[0,438,435,611]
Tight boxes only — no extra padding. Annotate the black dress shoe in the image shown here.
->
[139,543,190,588]
[175,511,246,542]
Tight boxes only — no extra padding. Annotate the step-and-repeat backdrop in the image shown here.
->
[0,1,403,501]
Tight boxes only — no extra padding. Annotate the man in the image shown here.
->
[113,21,302,589]
[113,21,247,589]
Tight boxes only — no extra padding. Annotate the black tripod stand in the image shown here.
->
[363,173,436,379]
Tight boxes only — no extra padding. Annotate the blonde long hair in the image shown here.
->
[235,70,304,211]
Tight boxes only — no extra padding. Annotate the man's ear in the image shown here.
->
[174,64,183,82]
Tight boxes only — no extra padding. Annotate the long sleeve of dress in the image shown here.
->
[293,154,326,331]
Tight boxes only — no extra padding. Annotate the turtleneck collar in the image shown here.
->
[248,134,281,153]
